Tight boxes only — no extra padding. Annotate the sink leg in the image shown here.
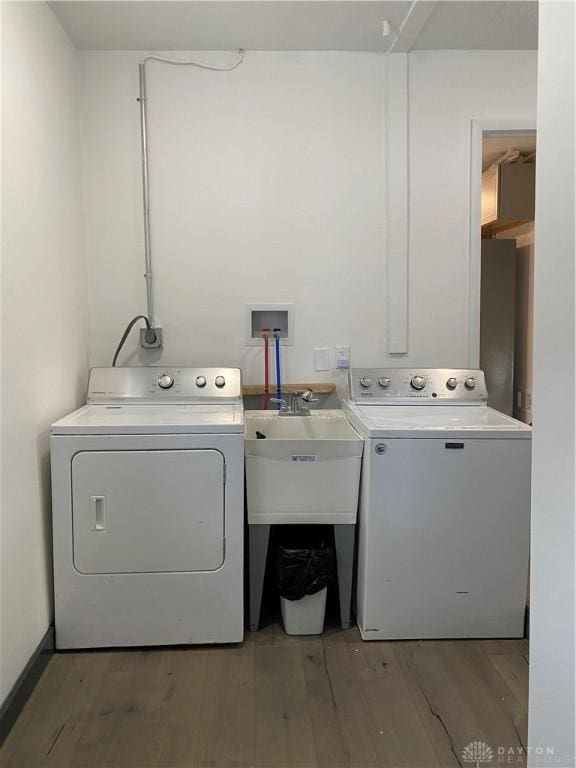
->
[248,524,270,632]
[334,524,356,629]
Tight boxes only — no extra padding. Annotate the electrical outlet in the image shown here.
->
[140,327,163,349]
[335,346,351,369]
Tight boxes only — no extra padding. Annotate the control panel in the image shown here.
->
[348,368,488,404]
[87,367,242,404]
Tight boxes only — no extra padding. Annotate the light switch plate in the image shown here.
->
[313,348,330,371]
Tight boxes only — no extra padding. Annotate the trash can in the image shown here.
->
[280,589,328,635]
[276,545,334,635]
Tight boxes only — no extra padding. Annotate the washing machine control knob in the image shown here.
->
[465,376,477,390]
[215,375,226,388]
[410,375,426,390]
[359,377,372,388]
[377,377,391,388]
[446,377,458,390]
[158,374,174,389]
[195,376,207,388]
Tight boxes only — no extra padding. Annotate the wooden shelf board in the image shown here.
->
[242,382,336,396]
[482,219,531,237]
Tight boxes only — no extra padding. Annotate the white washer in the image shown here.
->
[343,368,531,640]
[51,366,244,649]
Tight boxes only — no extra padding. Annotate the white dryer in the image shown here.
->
[51,366,244,649]
[344,368,531,640]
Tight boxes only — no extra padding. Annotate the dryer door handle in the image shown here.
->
[90,495,106,531]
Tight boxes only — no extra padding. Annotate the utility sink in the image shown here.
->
[245,410,363,525]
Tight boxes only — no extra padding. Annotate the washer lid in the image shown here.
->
[51,403,245,435]
[343,403,531,439]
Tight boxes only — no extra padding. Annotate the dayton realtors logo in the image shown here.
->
[462,741,494,767]
[462,740,557,766]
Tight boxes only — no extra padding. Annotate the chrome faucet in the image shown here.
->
[272,389,319,416]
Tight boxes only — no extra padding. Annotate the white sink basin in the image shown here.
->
[245,410,363,525]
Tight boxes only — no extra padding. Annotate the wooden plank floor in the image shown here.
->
[0,624,529,768]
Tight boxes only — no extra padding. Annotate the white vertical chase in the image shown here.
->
[388,1,438,53]
[385,53,409,355]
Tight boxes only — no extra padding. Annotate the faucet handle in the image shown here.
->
[270,397,288,410]
[298,388,319,403]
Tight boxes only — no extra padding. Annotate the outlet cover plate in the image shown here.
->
[335,345,351,369]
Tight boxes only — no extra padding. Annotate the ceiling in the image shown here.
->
[411,1,538,50]
[49,0,538,52]
[482,134,537,169]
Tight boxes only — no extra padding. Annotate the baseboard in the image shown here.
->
[0,625,54,747]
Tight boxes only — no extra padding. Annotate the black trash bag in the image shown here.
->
[276,546,335,601]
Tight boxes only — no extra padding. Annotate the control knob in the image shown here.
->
[446,377,458,390]
[195,376,207,388]
[359,377,372,388]
[215,375,226,388]
[158,374,174,389]
[465,376,477,390]
[410,375,426,390]
[377,377,391,388]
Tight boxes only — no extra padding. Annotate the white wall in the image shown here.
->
[81,51,386,383]
[80,50,536,381]
[0,2,88,705]
[528,2,576,765]
[408,51,537,366]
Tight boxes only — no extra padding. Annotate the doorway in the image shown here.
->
[471,126,536,645]
[475,129,536,425]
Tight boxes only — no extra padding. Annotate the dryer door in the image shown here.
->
[72,450,225,574]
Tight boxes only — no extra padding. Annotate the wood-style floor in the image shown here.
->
[0,623,529,768]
